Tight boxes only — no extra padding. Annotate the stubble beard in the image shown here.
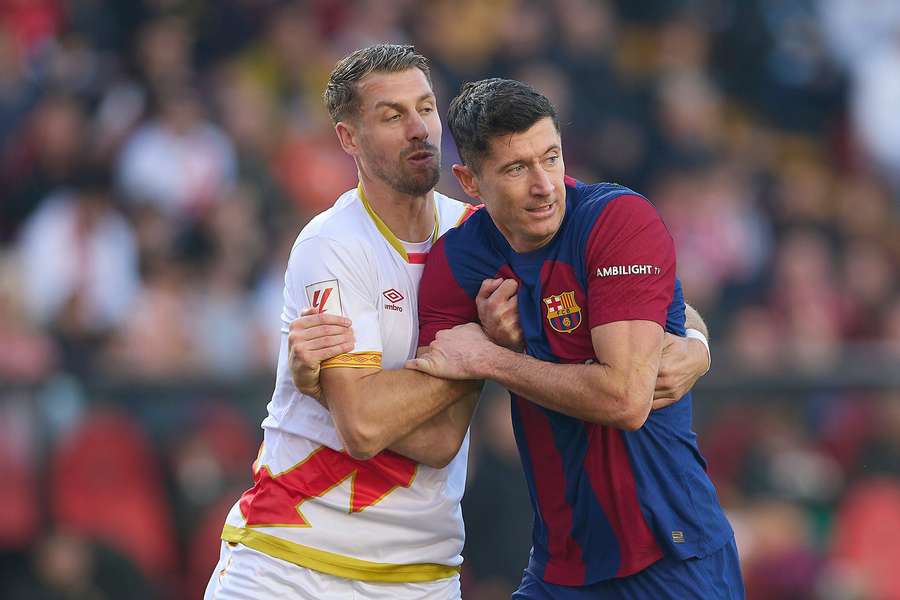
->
[368,149,441,197]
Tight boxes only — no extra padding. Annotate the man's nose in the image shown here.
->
[531,166,553,196]
[406,112,429,142]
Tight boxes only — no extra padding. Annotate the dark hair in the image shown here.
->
[324,44,432,123]
[447,78,559,171]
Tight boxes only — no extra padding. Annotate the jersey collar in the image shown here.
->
[357,182,439,263]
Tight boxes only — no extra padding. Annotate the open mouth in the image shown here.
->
[526,202,555,216]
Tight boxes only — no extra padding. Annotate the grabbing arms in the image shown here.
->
[407,319,662,430]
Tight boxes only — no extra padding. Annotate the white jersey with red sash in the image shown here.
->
[221,185,478,582]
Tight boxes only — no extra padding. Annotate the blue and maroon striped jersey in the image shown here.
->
[418,177,733,586]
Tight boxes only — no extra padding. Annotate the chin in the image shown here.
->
[529,223,559,244]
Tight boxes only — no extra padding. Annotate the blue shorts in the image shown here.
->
[512,537,744,600]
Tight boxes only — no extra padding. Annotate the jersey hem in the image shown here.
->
[221,524,460,583]
[527,529,735,586]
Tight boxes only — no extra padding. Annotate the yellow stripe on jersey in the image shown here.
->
[221,525,460,582]
[320,351,382,369]
[453,203,479,227]
[358,183,439,263]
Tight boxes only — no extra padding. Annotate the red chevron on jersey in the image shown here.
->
[240,447,417,527]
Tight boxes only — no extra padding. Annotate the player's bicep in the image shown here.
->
[418,238,477,346]
[590,320,665,376]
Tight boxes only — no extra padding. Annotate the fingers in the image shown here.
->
[654,369,675,392]
[291,324,353,340]
[477,278,518,307]
[652,396,678,410]
[291,344,355,367]
[288,320,355,366]
[288,325,353,341]
[495,278,518,301]
[653,386,673,400]
[477,278,505,301]
[291,312,351,330]
[319,343,355,361]
[301,333,355,352]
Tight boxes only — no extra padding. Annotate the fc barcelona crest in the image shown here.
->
[543,291,582,333]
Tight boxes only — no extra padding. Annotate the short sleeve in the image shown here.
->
[283,235,383,368]
[417,237,478,346]
[586,195,675,329]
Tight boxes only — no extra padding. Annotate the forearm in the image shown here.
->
[324,368,479,459]
[477,348,653,429]
[684,303,708,338]
[387,391,480,468]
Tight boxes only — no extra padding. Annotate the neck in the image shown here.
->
[497,221,553,254]
[358,170,435,242]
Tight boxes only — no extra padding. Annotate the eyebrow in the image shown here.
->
[373,93,436,112]
[496,144,561,173]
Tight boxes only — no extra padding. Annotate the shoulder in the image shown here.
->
[434,206,490,271]
[284,190,381,284]
[427,207,499,300]
[566,179,664,244]
[434,191,480,234]
[439,199,490,248]
[293,188,373,254]
[568,179,650,219]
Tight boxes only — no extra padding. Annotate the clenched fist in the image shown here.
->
[476,278,524,352]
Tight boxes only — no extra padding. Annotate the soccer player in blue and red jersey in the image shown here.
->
[407,78,743,599]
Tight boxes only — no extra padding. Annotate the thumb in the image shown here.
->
[404,357,430,372]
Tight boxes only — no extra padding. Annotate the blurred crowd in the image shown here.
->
[1,0,900,599]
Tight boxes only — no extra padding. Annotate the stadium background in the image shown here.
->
[2,0,900,598]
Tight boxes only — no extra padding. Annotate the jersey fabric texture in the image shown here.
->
[418,176,734,587]
[221,185,478,583]
[512,537,743,599]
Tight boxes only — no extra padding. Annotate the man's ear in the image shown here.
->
[452,163,481,200]
[335,121,359,156]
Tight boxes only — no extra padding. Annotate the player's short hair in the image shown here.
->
[324,44,432,124]
[448,78,559,172]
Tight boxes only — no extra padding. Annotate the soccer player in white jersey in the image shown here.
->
[206,44,711,600]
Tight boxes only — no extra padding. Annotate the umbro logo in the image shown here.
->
[383,288,404,312]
